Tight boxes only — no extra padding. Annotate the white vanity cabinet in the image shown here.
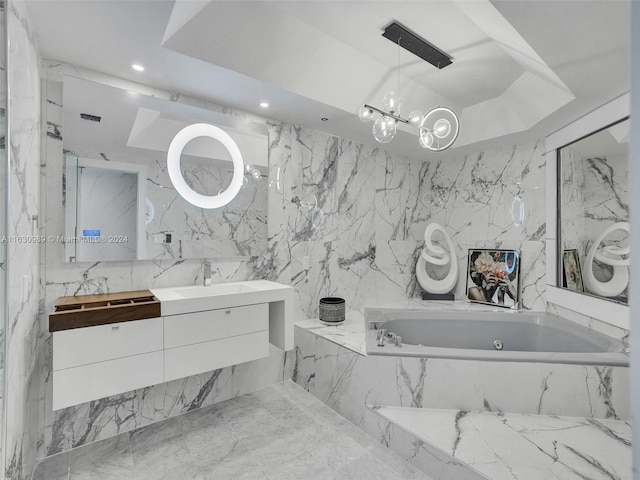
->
[163,303,269,381]
[51,281,294,411]
[52,317,164,410]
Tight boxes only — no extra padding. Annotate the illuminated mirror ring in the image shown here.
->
[167,123,244,209]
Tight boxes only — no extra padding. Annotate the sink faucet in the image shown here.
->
[203,260,212,286]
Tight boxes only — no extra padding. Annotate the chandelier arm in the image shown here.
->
[363,104,410,125]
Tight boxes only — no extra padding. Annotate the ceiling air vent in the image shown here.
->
[80,113,101,122]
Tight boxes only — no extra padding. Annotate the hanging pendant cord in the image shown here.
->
[397,36,401,95]
[437,61,441,108]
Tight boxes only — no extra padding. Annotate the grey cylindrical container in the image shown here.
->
[319,297,345,324]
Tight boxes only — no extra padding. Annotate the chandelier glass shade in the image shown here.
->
[359,101,459,152]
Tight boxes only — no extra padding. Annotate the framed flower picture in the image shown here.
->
[562,249,584,293]
[467,249,520,308]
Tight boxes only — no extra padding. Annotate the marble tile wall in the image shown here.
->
[5,1,42,479]
[288,132,547,316]
[38,60,549,462]
[143,160,268,259]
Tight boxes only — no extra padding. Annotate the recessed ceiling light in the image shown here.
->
[321,118,328,122]
[131,64,144,72]
[259,102,269,108]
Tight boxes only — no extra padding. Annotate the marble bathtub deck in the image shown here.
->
[373,406,632,480]
[31,381,433,480]
[294,300,521,356]
[295,311,368,355]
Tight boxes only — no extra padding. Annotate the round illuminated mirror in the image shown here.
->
[167,123,244,209]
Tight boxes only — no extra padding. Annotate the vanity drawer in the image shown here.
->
[164,303,268,349]
[53,317,163,370]
[52,351,164,410]
[164,330,269,382]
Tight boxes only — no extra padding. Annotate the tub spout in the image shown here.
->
[377,330,402,347]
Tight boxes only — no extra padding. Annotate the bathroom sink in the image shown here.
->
[173,283,259,299]
[150,280,293,317]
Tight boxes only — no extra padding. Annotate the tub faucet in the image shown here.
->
[376,329,402,347]
[203,260,212,286]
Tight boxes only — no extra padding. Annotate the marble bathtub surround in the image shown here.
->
[32,381,434,480]
[294,315,629,422]
[546,303,630,346]
[372,406,631,480]
[295,318,630,479]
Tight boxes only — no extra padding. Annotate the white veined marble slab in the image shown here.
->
[373,406,631,480]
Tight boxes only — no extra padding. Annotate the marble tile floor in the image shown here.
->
[373,405,632,480]
[32,381,434,480]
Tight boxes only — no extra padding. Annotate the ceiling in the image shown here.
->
[63,75,269,167]
[25,0,630,160]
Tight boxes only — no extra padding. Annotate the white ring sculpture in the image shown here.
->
[167,123,244,209]
[582,221,630,297]
[416,223,458,294]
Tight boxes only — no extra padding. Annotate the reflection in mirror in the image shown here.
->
[62,75,268,261]
[558,117,630,304]
[64,155,145,262]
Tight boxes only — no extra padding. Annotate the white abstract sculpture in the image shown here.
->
[416,223,458,294]
[583,221,630,297]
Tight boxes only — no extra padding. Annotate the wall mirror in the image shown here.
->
[557,117,629,304]
[62,75,269,262]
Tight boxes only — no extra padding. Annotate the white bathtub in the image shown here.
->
[365,308,629,366]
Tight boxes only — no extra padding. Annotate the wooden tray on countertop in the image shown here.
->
[49,290,161,332]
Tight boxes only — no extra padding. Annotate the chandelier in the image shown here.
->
[358,22,460,152]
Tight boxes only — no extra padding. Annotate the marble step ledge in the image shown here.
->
[365,405,632,480]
